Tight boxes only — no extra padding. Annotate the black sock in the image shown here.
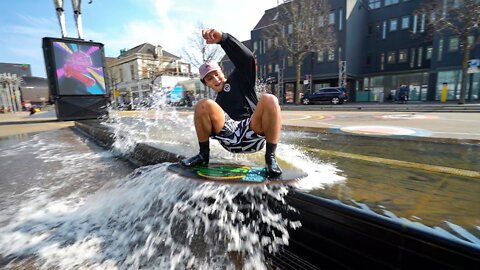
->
[199,140,209,156]
[266,142,277,157]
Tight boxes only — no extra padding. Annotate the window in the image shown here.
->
[417,47,423,67]
[449,36,459,52]
[399,49,408,62]
[430,11,436,23]
[288,24,293,34]
[420,14,426,32]
[387,51,396,64]
[339,8,343,31]
[130,65,135,80]
[412,15,418,34]
[382,21,387,39]
[368,24,373,36]
[119,68,124,82]
[253,41,258,52]
[268,64,273,73]
[267,39,272,49]
[329,11,335,25]
[401,16,410,29]
[468,35,475,46]
[390,18,398,31]
[380,53,385,70]
[426,46,433,60]
[287,56,293,66]
[366,55,372,65]
[317,51,324,62]
[368,0,381,9]
[437,38,444,61]
[318,15,325,27]
[385,0,399,6]
[410,48,416,68]
[328,49,335,61]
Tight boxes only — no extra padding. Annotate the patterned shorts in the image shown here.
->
[211,114,265,153]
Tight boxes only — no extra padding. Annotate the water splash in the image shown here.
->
[0,163,299,269]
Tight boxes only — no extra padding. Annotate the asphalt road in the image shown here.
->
[1,106,479,143]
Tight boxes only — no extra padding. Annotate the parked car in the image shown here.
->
[301,87,347,105]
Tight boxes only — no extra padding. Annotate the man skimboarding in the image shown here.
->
[180,28,283,177]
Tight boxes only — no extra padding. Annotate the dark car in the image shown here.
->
[301,87,347,105]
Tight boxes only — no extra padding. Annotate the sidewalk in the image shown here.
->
[0,110,73,137]
[281,101,480,112]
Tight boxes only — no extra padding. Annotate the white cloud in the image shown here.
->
[102,0,278,58]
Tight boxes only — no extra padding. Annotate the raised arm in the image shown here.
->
[202,29,256,86]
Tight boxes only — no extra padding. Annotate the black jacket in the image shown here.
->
[215,33,258,121]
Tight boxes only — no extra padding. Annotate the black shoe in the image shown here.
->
[265,154,282,177]
[180,153,209,167]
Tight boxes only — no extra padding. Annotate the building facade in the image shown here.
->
[106,43,195,107]
[241,0,480,104]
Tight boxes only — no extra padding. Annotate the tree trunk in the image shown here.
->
[459,44,470,104]
[295,62,302,104]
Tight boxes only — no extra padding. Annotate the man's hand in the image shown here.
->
[202,29,223,44]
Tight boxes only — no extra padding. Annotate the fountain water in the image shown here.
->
[0,88,345,269]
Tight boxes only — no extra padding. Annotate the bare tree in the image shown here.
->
[181,22,225,69]
[270,0,336,103]
[416,0,480,104]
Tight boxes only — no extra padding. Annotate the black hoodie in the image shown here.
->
[215,33,258,121]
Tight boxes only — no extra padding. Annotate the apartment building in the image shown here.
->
[106,43,194,107]
[226,0,480,104]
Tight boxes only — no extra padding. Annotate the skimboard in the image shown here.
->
[167,163,307,185]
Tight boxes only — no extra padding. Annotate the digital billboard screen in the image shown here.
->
[44,38,106,96]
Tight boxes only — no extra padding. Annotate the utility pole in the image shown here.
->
[338,60,347,88]
[277,57,285,104]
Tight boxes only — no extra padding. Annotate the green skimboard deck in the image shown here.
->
[168,163,307,185]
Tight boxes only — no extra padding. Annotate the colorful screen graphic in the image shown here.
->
[52,41,106,95]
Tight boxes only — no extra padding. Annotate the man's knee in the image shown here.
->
[195,98,216,113]
[260,94,280,106]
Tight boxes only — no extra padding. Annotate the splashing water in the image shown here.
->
[0,163,299,269]
[0,82,346,268]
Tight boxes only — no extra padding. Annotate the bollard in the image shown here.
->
[441,82,448,103]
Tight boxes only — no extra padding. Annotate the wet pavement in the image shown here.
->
[0,104,479,268]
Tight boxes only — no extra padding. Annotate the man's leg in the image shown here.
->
[181,99,225,167]
[250,94,282,176]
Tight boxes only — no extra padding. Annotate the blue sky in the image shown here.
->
[0,0,278,77]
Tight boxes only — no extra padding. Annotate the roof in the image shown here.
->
[253,7,279,30]
[20,76,47,87]
[120,43,180,59]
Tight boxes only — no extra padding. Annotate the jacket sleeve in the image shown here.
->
[218,33,256,88]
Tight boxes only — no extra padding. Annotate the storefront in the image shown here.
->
[361,72,429,102]
[436,70,480,101]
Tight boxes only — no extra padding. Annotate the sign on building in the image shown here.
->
[467,59,480,74]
